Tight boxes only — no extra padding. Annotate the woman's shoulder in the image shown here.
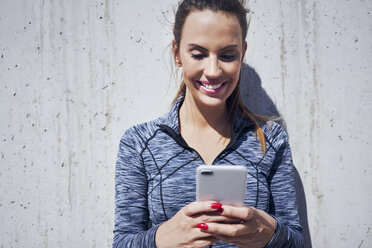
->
[119,115,168,149]
[261,120,290,148]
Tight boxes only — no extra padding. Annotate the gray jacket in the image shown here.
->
[113,95,303,247]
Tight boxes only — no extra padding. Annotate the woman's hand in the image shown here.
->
[155,201,238,248]
[197,205,276,248]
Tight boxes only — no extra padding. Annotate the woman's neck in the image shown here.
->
[179,94,230,136]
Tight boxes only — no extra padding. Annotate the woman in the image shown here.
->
[113,0,303,247]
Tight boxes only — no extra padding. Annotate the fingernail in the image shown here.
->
[216,207,224,214]
[197,223,209,230]
[211,202,222,209]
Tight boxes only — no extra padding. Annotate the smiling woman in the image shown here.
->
[113,0,303,247]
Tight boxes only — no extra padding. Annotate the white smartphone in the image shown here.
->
[196,165,248,207]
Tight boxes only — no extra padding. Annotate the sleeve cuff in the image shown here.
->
[150,224,161,248]
[264,216,282,248]
[112,224,161,248]
[263,216,304,248]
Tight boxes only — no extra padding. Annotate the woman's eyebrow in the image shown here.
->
[219,44,239,51]
[187,44,208,52]
[187,43,239,51]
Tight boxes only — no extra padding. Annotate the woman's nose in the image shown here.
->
[204,56,222,79]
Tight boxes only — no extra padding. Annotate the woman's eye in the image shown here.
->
[220,55,237,61]
[191,54,206,60]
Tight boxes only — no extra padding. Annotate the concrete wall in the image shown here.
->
[0,0,371,247]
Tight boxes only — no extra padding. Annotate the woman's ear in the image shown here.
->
[172,40,182,67]
[241,41,247,61]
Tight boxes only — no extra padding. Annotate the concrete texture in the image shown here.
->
[0,0,371,247]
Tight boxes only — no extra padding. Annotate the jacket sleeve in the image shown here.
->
[113,129,159,248]
[264,126,304,248]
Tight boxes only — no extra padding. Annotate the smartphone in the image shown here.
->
[196,165,248,207]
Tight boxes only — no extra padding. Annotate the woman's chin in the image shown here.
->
[194,94,228,109]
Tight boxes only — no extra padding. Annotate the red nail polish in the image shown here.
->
[211,202,222,209]
[197,223,209,230]
[216,207,224,214]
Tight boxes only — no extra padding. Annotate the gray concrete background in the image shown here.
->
[0,0,371,247]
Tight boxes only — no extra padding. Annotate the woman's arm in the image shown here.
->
[113,129,159,248]
[195,126,304,247]
[264,128,303,247]
[113,128,226,248]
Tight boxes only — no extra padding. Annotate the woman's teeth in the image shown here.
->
[200,82,223,89]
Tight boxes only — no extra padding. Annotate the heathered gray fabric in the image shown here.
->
[113,96,303,248]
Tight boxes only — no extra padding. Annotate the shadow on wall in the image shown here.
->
[240,63,312,248]
[240,64,282,121]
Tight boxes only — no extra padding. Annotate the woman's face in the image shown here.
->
[173,10,246,108]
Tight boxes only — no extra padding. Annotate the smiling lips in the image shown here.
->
[198,80,226,94]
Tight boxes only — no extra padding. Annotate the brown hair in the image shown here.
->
[172,0,271,153]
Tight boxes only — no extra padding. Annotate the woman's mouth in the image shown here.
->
[198,80,226,94]
[200,82,223,89]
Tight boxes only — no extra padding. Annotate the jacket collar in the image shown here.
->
[160,93,255,135]
[163,94,183,134]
